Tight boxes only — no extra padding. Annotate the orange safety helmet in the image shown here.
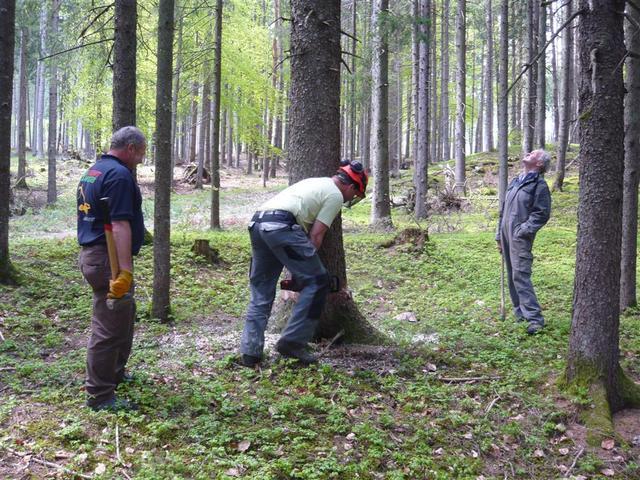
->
[338,160,368,197]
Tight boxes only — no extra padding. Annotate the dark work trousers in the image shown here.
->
[79,244,135,406]
[500,231,544,325]
[240,214,330,358]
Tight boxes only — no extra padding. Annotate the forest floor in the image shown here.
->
[1,150,640,479]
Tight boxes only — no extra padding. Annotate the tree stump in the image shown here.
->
[191,239,221,264]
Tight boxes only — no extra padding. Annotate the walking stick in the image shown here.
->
[500,245,506,321]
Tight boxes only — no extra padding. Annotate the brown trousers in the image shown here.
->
[79,244,135,406]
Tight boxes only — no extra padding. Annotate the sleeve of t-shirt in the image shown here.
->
[102,170,135,221]
[315,192,343,228]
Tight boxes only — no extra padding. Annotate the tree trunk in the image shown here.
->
[289,0,384,343]
[620,3,640,311]
[534,2,546,149]
[440,0,450,162]
[509,4,518,131]
[414,0,430,218]
[550,6,559,144]
[196,67,210,190]
[171,4,183,173]
[16,27,28,189]
[484,0,494,152]
[189,81,198,163]
[553,1,573,192]
[210,0,223,230]
[429,0,438,164]
[522,0,536,153]
[475,48,484,154]
[0,0,16,284]
[151,0,174,322]
[112,0,137,130]
[454,0,466,192]
[369,0,392,228]
[566,0,640,442]
[349,0,357,161]
[497,0,508,207]
[47,1,60,206]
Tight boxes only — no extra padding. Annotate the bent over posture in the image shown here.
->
[77,126,146,411]
[496,149,552,335]
[240,161,368,366]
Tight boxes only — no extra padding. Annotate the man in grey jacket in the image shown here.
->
[496,149,552,334]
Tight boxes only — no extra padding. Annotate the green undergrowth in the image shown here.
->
[2,151,640,478]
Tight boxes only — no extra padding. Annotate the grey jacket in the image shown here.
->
[496,173,551,243]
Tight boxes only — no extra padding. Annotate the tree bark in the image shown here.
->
[454,0,466,192]
[369,0,392,228]
[566,0,640,439]
[196,55,211,190]
[522,0,536,153]
[189,81,198,163]
[289,0,384,343]
[550,6,559,144]
[440,0,450,162]
[47,0,60,206]
[484,0,494,152]
[16,27,28,189]
[497,0,508,207]
[151,0,174,322]
[171,3,183,171]
[112,0,137,130]
[553,1,573,192]
[415,0,430,217]
[534,2,546,149]
[210,0,222,230]
[0,0,16,284]
[620,2,640,311]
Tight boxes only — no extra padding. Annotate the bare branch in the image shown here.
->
[39,38,113,61]
[79,4,112,41]
[341,58,352,74]
[505,9,584,98]
[341,29,359,43]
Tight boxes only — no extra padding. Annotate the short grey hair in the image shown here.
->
[538,149,551,174]
[110,126,147,150]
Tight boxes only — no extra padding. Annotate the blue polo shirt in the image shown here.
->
[77,154,145,255]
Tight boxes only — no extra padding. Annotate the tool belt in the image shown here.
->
[252,210,297,225]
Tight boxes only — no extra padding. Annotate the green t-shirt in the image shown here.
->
[259,177,343,232]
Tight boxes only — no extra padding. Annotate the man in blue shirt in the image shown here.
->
[496,149,552,335]
[77,126,146,411]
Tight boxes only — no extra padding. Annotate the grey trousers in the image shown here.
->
[79,244,135,406]
[240,223,330,357]
[501,235,544,325]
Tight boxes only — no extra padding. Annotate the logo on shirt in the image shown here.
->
[78,185,91,215]
[80,169,102,184]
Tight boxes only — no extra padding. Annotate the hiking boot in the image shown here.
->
[276,339,318,365]
[526,322,544,335]
[88,396,138,412]
[239,354,262,368]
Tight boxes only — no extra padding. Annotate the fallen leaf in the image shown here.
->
[426,363,437,372]
[237,440,251,453]
[558,447,570,456]
[94,463,106,475]
[601,468,615,477]
[471,450,479,458]
[533,449,545,458]
[555,423,567,433]
[434,447,444,455]
[601,438,615,450]
[343,443,353,451]
[612,455,625,462]
[346,432,356,441]
[463,432,473,440]
[125,447,135,454]
[225,468,240,477]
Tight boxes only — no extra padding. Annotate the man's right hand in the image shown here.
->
[108,270,133,299]
[496,240,502,254]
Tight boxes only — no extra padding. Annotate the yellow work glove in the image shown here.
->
[108,270,133,299]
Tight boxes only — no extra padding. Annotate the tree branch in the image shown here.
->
[39,37,113,61]
[341,29,359,43]
[505,9,584,99]
[341,58,352,74]
[79,4,113,41]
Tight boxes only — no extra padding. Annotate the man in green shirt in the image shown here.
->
[240,161,368,366]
